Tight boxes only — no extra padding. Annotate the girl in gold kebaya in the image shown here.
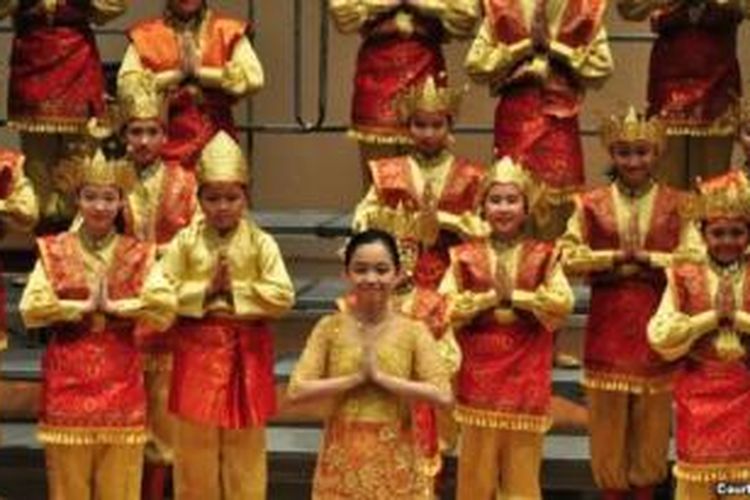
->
[562,108,693,500]
[144,131,295,500]
[648,175,750,500]
[20,149,171,500]
[288,229,452,500]
[440,157,574,499]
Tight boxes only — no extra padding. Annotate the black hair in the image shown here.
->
[344,229,401,271]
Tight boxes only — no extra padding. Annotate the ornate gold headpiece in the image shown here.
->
[198,131,250,185]
[685,171,750,221]
[600,106,666,152]
[393,76,465,123]
[484,156,549,218]
[56,146,137,194]
[119,73,166,123]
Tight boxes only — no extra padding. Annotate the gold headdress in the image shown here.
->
[685,171,750,221]
[600,106,666,152]
[119,73,166,123]
[197,131,250,184]
[56,146,137,194]
[393,76,465,123]
[484,156,549,220]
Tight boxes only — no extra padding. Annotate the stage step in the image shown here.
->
[0,422,675,499]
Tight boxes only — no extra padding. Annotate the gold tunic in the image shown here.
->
[289,311,451,499]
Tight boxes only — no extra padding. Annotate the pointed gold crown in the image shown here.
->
[119,73,166,123]
[198,131,249,184]
[686,171,750,221]
[393,76,465,123]
[56,146,137,194]
[484,156,549,216]
[600,106,666,151]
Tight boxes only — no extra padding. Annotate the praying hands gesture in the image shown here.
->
[207,251,232,298]
[494,260,514,307]
[179,31,200,79]
[81,277,118,316]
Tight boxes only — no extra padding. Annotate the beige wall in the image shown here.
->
[0,1,748,211]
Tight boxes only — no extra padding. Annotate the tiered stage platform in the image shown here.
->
[0,211,674,499]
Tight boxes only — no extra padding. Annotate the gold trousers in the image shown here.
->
[587,388,671,490]
[675,479,749,500]
[45,444,144,500]
[658,135,733,190]
[174,419,267,500]
[144,355,176,465]
[456,425,544,500]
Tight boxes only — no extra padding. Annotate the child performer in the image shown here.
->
[328,0,479,186]
[19,149,171,500]
[648,174,750,499]
[288,229,452,499]
[145,131,295,500]
[465,0,613,237]
[440,156,574,499]
[118,75,198,500]
[1,0,128,222]
[618,0,748,188]
[561,107,692,500]
[118,0,264,170]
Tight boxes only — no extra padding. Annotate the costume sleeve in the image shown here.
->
[231,233,296,319]
[560,197,616,275]
[1,164,38,232]
[90,0,129,25]
[288,316,333,393]
[647,270,719,361]
[407,0,481,37]
[548,26,614,87]
[464,18,534,86]
[328,0,398,33]
[437,210,490,239]
[19,261,88,329]
[158,231,208,318]
[118,45,184,93]
[511,256,574,331]
[195,37,265,97]
[138,261,178,331]
[412,323,451,392]
[439,257,499,327]
[351,186,381,232]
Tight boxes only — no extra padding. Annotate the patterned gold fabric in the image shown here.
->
[289,312,450,499]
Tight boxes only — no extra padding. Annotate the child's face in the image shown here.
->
[483,182,527,240]
[702,217,750,265]
[409,110,450,157]
[199,182,247,234]
[738,122,750,160]
[77,184,122,237]
[345,242,399,303]
[611,140,657,189]
[125,119,165,168]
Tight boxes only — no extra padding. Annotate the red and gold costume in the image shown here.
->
[441,159,574,499]
[0,0,128,222]
[648,175,750,499]
[618,0,749,187]
[561,110,692,497]
[465,0,613,191]
[19,150,168,500]
[143,132,295,500]
[330,0,479,144]
[289,311,451,500]
[119,7,263,169]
